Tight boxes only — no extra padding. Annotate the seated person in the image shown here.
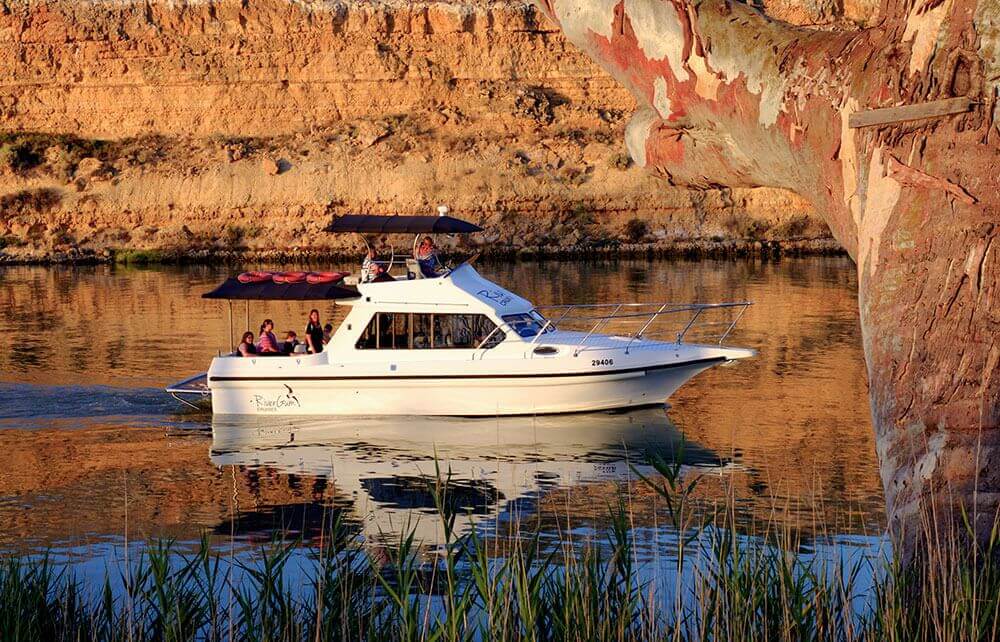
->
[323,323,333,344]
[238,331,257,357]
[415,236,444,278]
[282,330,302,355]
[257,319,281,354]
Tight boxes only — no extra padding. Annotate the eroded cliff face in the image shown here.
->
[0,0,833,262]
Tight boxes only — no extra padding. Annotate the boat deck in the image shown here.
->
[165,372,210,409]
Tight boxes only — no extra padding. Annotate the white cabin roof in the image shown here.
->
[351,264,534,315]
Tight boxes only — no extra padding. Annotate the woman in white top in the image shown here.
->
[361,247,385,283]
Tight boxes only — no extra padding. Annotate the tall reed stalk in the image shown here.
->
[1,450,997,642]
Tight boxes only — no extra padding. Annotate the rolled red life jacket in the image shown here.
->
[237,271,273,284]
[272,271,309,284]
[306,271,346,284]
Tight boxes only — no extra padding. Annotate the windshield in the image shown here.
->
[501,311,555,338]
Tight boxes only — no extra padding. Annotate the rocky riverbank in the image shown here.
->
[2,237,843,266]
[0,0,841,265]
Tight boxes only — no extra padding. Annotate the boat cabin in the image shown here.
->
[200,211,556,359]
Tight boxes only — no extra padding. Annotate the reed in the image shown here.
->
[1,453,997,642]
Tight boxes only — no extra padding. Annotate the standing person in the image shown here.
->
[416,236,444,278]
[257,319,280,354]
[361,246,384,283]
[306,309,324,354]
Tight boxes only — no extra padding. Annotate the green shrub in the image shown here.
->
[113,248,165,265]
[0,188,62,216]
[610,152,633,170]
[0,141,41,172]
[222,224,245,247]
[569,202,594,225]
[0,234,26,249]
[772,214,813,238]
[624,217,648,242]
[722,212,770,240]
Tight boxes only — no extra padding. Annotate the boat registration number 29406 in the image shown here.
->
[591,358,614,367]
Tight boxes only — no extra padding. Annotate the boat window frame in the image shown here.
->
[500,310,555,339]
[354,311,506,350]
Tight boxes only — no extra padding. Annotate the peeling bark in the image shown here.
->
[536,0,1000,554]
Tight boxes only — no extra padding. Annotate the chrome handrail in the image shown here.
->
[623,302,669,354]
[474,324,504,351]
[529,306,575,346]
[675,308,703,344]
[533,301,753,356]
[717,302,750,345]
[572,303,623,353]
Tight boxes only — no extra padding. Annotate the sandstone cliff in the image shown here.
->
[0,0,843,262]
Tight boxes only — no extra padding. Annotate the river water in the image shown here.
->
[0,257,883,570]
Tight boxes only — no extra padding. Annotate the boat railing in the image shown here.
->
[532,301,752,356]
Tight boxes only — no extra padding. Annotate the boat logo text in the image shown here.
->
[476,289,512,307]
[251,385,302,413]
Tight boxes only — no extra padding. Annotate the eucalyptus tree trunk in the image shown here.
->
[534,0,1000,554]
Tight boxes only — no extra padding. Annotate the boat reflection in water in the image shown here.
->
[209,407,729,547]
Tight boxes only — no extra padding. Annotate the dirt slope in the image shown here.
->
[0,0,840,262]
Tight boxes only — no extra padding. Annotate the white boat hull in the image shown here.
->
[208,356,729,416]
[188,264,757,417]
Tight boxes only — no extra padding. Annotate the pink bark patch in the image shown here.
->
[646,126,686,167]
[587,1,706,123]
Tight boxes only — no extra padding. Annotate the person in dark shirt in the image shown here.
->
[238,331,257,357]
[282,330,301,355]
[306,309,324,354]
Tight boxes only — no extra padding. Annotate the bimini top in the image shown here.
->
[325,214,482,234]
[203,277,360,301]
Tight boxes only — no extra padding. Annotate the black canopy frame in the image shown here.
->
[325,214,482,235]
[203,277,360,353]
[326,213,482,276]
[202,278,359,301]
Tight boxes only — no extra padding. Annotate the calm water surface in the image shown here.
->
[0,257,882,568]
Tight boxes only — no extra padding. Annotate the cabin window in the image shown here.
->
[355,313,504,349]
[355,313,408,350]
[501,311,554,338]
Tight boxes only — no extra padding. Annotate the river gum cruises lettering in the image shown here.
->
[250,385,301,412]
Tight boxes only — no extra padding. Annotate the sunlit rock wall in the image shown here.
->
[0,0,832,261]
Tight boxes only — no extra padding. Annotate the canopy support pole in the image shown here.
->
[228,300,234,352]
[245,300,250,333]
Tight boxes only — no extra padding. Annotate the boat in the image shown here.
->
[167,211,755,416]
